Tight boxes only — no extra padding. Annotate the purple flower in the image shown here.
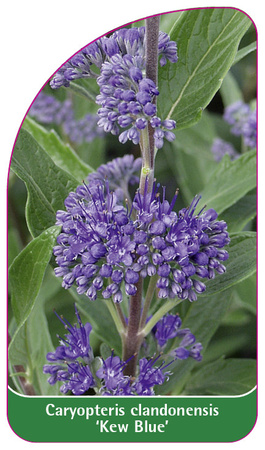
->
[50,27,177,89]
[63,114,104,143]
[133,356,172,395]
[223,101,251,134]
[131,181,230,301]
[96,352,129,391]
[158,31,178,66]
[46,305,93,362]
[242,109,256,148]
[50,41,103,89]
[154,314,183,347]
[43,305,96,394]
[223,101,256,149]
[29,91,73,125]
[87,154,142,201]
[49,26,178,149]
[171,337,203,362]
[43,307,202,396]
[211,138,239,162]
[96,52,176,147]
[29,91,103,143]
[153,314,203,362]
[96,354,172,396]
[60,363,96,395]
[54,177,137,302]
[54,168,229,303]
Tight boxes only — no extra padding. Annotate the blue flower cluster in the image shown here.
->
[97,354,172,396]
[50,27,177,88]
[154,314,203,361]
[29,91,103,144]
[211,138,239,162]
[29,91,72,125]
[43,305,96,395]
[54,155,230,304]
[96,52,176,148]
[43,307,202,395]
[87,154,142,202]
[223,100,256,149]
[50,27,178,149]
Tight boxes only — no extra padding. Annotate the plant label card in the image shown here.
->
[7,6,257,444]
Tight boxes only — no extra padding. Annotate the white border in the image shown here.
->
[1,1,263,449]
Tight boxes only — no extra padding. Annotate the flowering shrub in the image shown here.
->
[8,9,256,397]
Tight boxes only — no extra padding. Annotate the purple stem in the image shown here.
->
[146,15,160,170]
[122,16,160,377]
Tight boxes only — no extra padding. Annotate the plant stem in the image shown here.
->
[139,15,160,194]
[105,300,126,343]
[8,333,36,396]
[146,15,160,87]
[146,15,160,170]
[121,16,161,378]
[122,278,143,376]
[241,136,248,153]
[139,274,158,330]
[115,302,128,330]
[139,127,154,193]
[140,298,184,338]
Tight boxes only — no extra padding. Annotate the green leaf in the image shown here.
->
[232,273,257,315]
[203,330,252,363]
[67,289,122,356]
[23,116,93,181]
[66,80,97,102]
[9,270,61,395]
[220,189,256,232]
[160,11,183,34]
[164,112,217,203]
[9,225,60,328]
[198,149,256,214]
[233,41,257,65]
[183,358,256,395]
[100,343,113,360]
[11,128,79,237]
[26,275,62,395]
[156,288,234,394]
[158,8,251,129]
[219,71,243,107]
[202,232,256,296]
[8,321,28,369]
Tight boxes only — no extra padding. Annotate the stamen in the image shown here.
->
[168,188,179,213]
